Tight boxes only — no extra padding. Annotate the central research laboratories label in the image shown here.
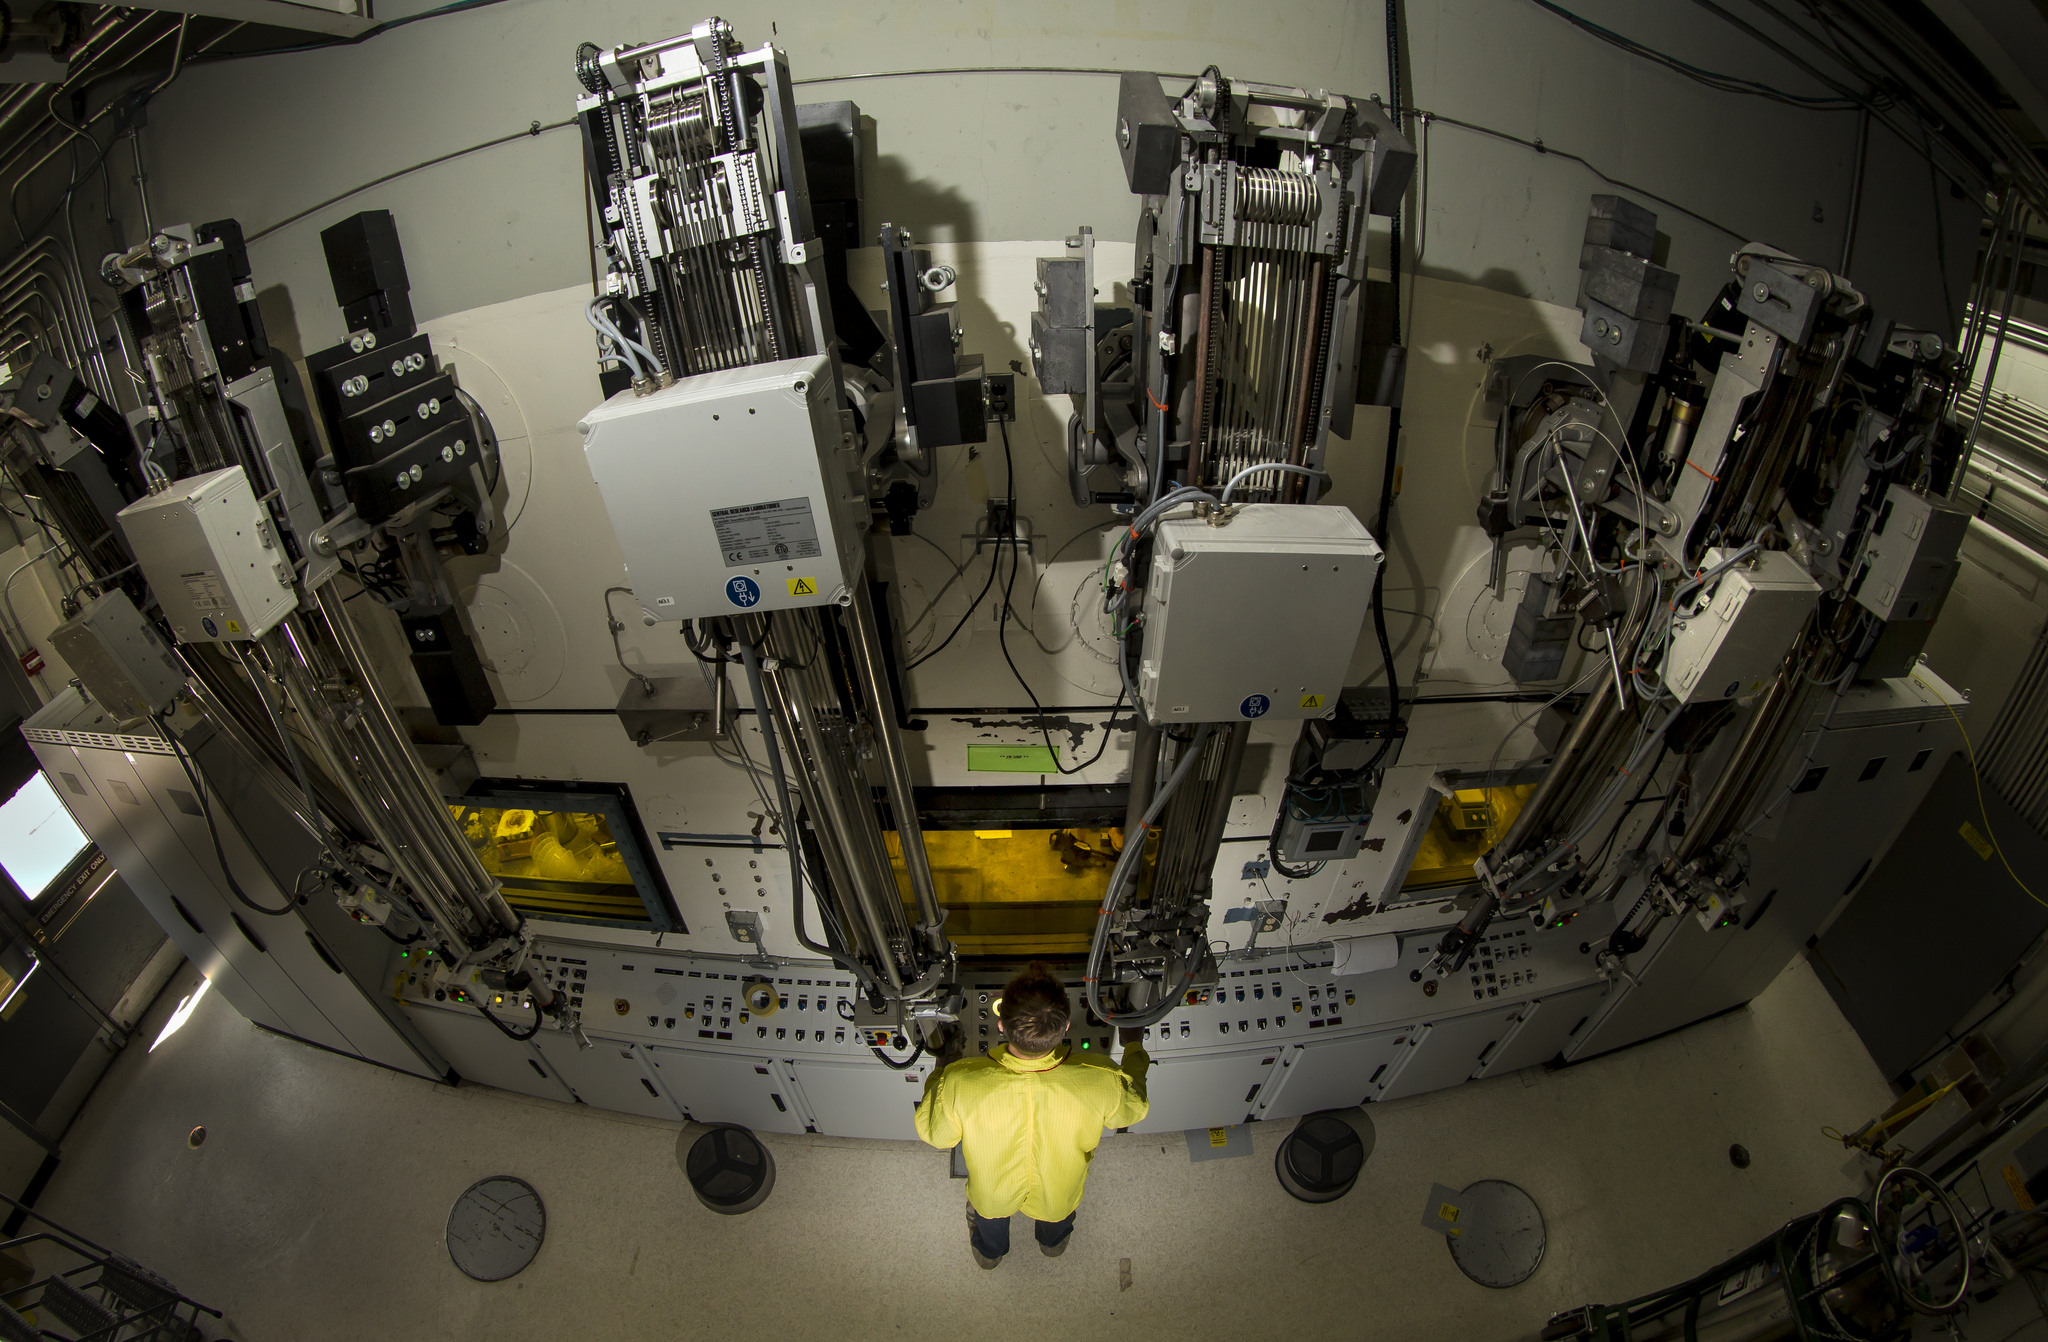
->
[711,497,823,569]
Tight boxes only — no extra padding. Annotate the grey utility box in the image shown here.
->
[578,353,864,621]
[1136,504,1381,725]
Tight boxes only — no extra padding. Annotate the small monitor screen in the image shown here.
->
[0,773,90,899]
[1304,826,1347,854]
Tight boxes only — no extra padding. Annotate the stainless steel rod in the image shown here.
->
[311,586,518,935]
[763,647,906,989]
[843,581,945,948]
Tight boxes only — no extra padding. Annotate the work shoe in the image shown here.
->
[1039,1236,1069,1259]
[966,1203,1000,1269]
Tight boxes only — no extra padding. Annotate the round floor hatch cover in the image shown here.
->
[1447,1179,1545,1288]
[446,1176,546,1281]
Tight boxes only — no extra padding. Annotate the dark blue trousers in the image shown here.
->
[969,1206,1075,1259]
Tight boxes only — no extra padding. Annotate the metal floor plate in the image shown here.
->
[1447,1179,1545,1288]
[446,1176,546,1281]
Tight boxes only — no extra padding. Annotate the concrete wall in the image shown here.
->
[138,0,1978,359]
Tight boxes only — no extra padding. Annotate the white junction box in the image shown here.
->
[1662,548,1821,704]
[578,353,865,620]
[1137,504,1381,724]
[47,590,186,721]
[116,466,295,643]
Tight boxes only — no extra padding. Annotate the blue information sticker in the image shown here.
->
[1239,693,1270,720]
[725,576,762,608]
[201,617,218,639]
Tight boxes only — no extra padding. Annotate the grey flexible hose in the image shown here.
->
[1084,724,1217,1027]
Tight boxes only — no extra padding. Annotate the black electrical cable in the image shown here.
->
[680,618,728,667]
[871,1041,925,1070]
[990,419,1127,774]
[242,116,575,246]
[1420,113,1750,243]
[158,716,295,917]
[370,916,425,947]
[1521,0,1863,109]
[1581,739,1673,875]
[1385,0,1404,348]
[906,545,998,670]
[1361,0,1408,784]
[476,1000,540,1041]
[1922,119,1957,334]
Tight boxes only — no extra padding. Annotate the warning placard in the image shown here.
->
[710,497,823,569]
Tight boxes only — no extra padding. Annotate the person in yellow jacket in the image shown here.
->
[914,962,1148,1268]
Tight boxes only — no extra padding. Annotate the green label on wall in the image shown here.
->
[966,744,1061,773]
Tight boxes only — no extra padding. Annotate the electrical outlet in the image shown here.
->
[986,373,1017,422]
[725,910,764,945]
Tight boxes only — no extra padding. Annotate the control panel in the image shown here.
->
[390,909,1614,1084]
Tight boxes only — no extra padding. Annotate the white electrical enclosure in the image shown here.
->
[47,591,186,721]
[115,466,295,643]
[578,353,864,620]
[1661,549,1821,704]
[1137,504,1381,724]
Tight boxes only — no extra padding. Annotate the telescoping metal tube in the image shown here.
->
[1121,718,1162,839]
[843,582,945,952]
[245,634,481,949]
[752,620,909,992]
[1493,673,1618,860]
[313,587,518,936]
[1187,723,1250,901]
[749,665,876,967]
[270,625,480,921]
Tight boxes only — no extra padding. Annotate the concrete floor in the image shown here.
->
[27,956,1901,1341]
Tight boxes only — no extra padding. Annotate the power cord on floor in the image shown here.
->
[1913,672,2043,909]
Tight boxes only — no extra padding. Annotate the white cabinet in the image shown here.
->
[534,1033,682,1120]
[643,1047,806,1133]
[404,1007,574,1101]
[71,747,359,1054]
[1256,1028,1415,1121]
[1473,983,1611,1078]
[1130,1046,1283,1133]
[125,750,428,1074]
[1375,1004,1522,1100]
[784,1057,932,1139]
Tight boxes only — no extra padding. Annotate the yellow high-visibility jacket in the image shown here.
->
[914,1041,1149,1221]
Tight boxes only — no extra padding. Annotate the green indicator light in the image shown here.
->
[1080,1040,1089,1049]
